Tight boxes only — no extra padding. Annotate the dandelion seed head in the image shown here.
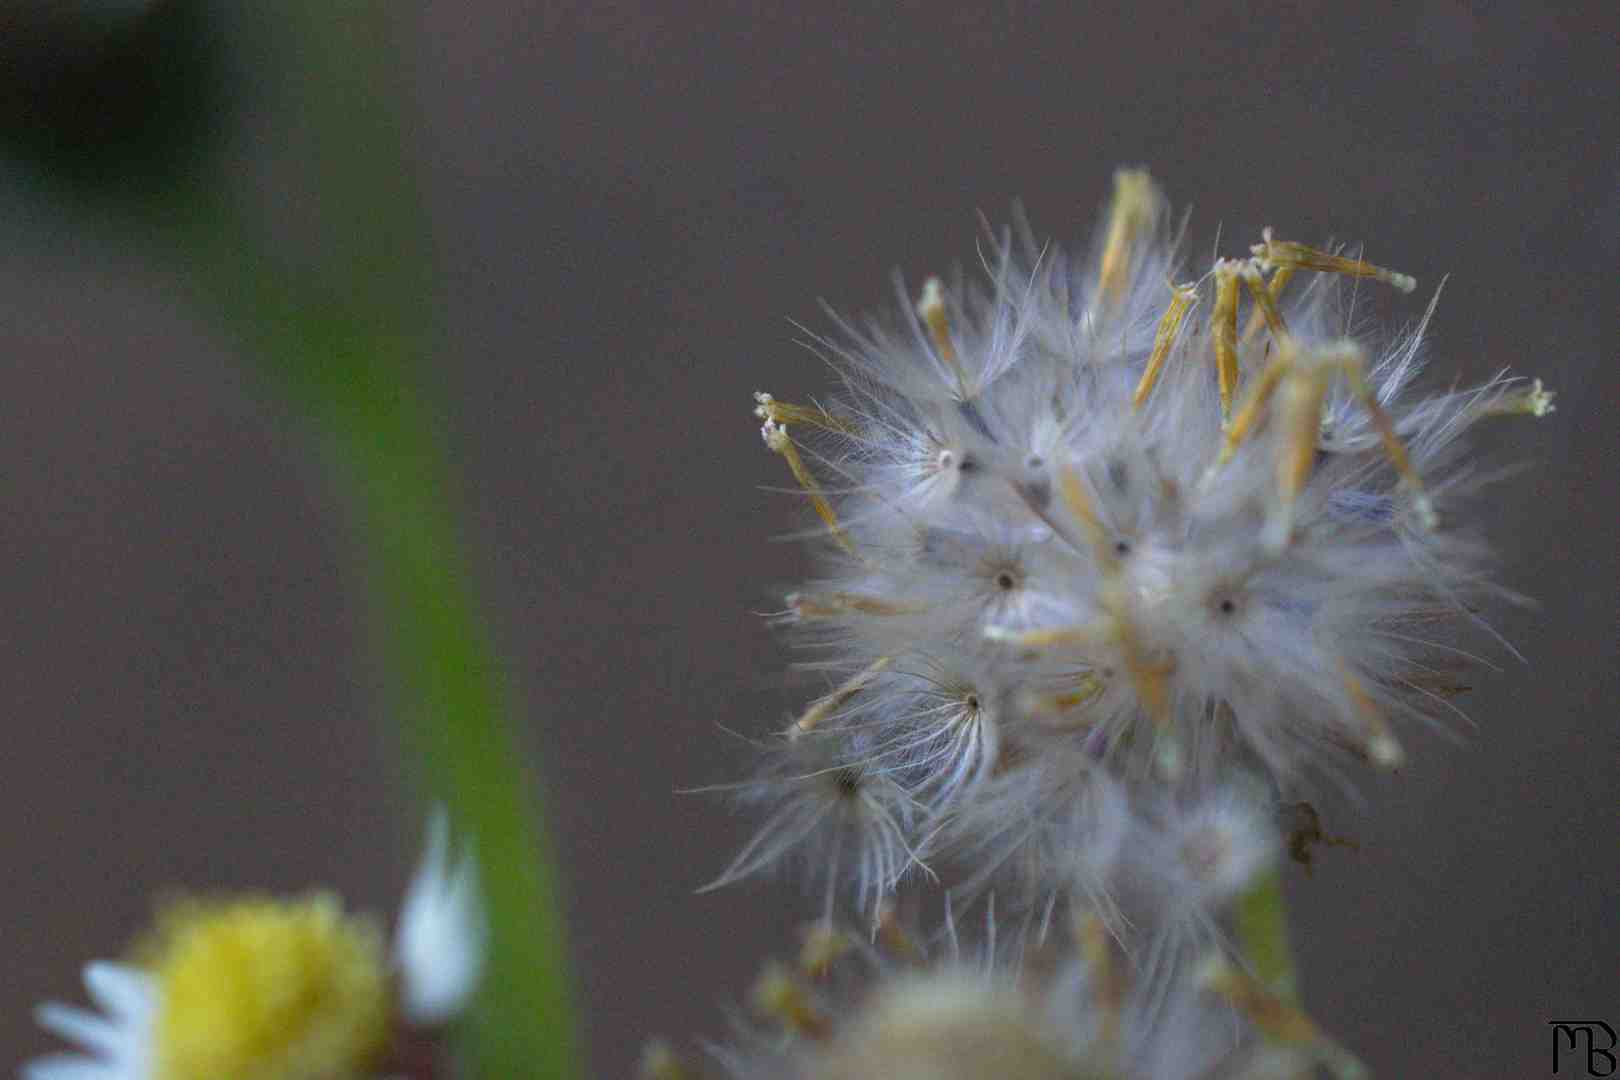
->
[683,165,1548,1080]
[718,166,1544,934]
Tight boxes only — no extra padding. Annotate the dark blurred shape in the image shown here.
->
[0,0,230,205]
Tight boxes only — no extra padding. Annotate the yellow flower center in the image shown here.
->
[145,894,390,1080]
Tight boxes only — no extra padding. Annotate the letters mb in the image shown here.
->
[1550,1021,1617,1076]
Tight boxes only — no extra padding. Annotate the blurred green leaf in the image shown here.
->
[6,2,584,1075]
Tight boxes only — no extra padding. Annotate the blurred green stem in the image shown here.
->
[1235,868,1370,1078]
[1236,866,1298,998]
[144,6,583,1076]
[176,188,583,1080]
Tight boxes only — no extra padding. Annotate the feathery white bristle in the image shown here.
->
[693,170,1547,1078]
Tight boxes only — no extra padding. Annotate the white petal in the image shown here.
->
[20,1054,121,1080]
[27,961,151,1080]
[34,1004,126,1058]
[84,963,155,1025]
[395,807,488,1025]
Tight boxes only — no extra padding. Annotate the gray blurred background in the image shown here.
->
[2,3,1614,1076]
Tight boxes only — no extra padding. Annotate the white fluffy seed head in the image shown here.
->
[807,971,1097,1080]
[692,903,1317,1080]
[717,170,1544,934]
[701,737,928,914]
[1147,786,1278,916]
[680,165,1551,1080]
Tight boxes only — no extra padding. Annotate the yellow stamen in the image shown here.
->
[917,277,969,399]
[1052,465,1172,726]
[752,962,829,1039]
[1252,228,1416,293]
[875,902,924,966]
[754,391,857,435]
[799,921,854,979]
[639,1040,696,1080]
[984,624,1112,649]
[1047,673,1106,711]
[1076,912,1124,1050]
[761,419,857,557]
[1214,342,1296,469]
[1200,955,1320,1045]
[145,894,389,1080]
[1313,346,1438,531]
[789,655,893,738]
[1132,280,1199,410]
[1239,260,1290,342]
[1479,377,1556,418]
[1199,955,1370,1080]
[1339,660,1405,769]
[789,592,927,619]
[1110,599,1174,728]
[1056,465,1117,572]
[1214,342,1436,546]
[1240,264,1295,345]
[1097,169,1164,312]
[1275,356,1331,518]
[1210,260,1243,422]
[989,619,1171,728]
